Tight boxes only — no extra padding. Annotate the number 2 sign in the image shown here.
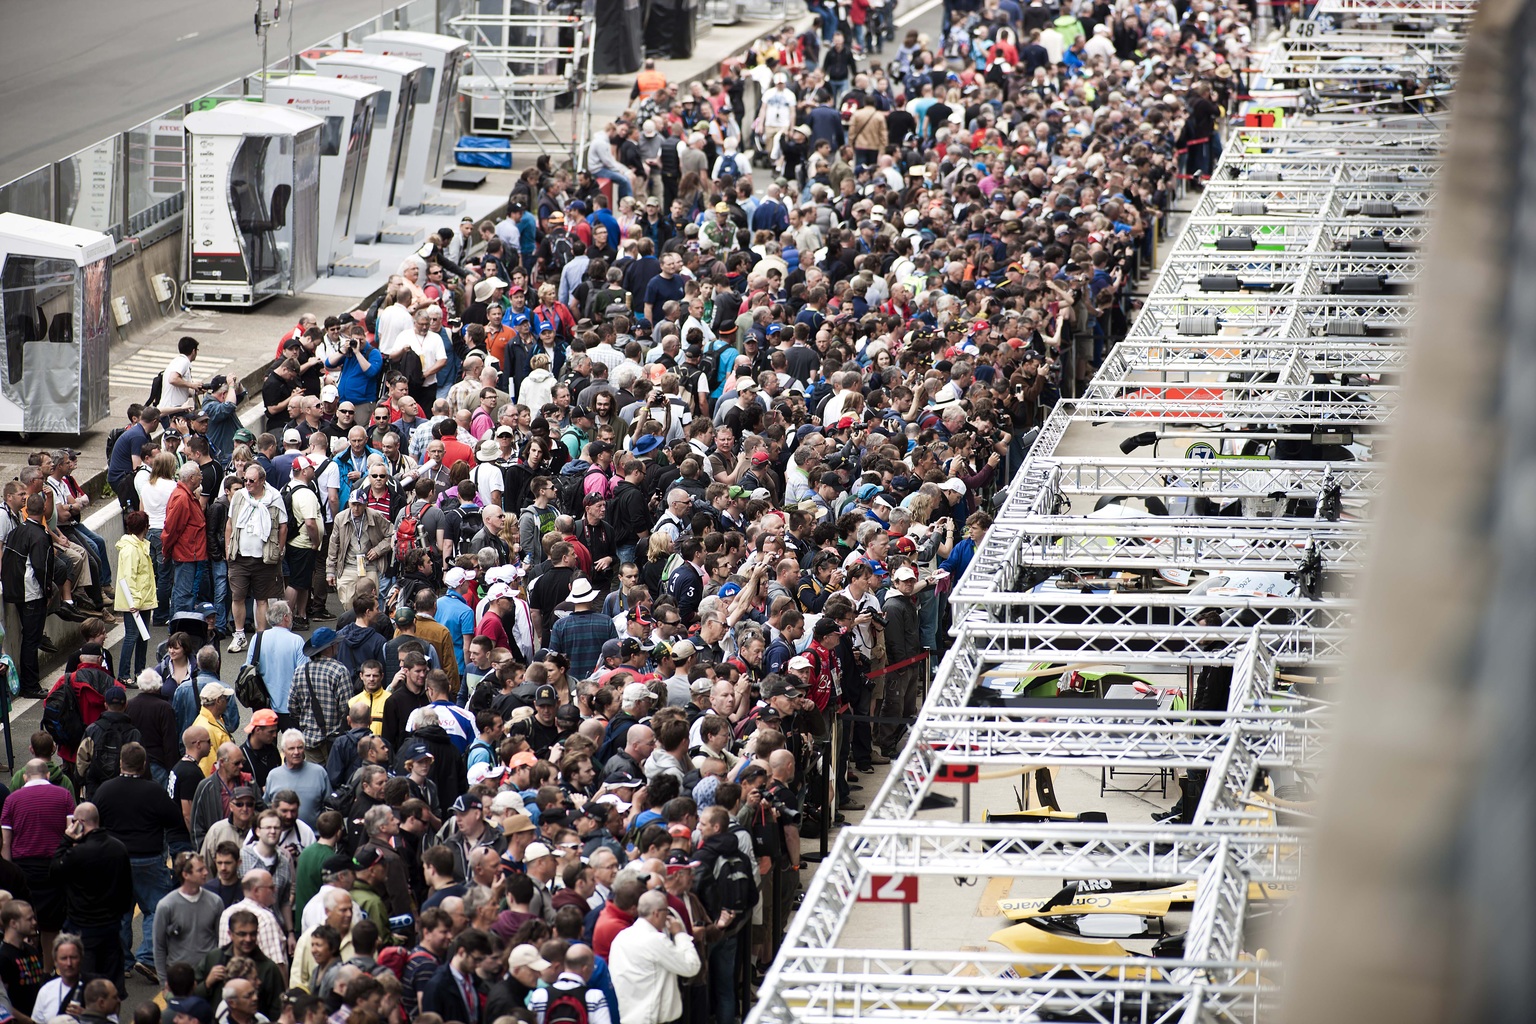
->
[858,874,918,903]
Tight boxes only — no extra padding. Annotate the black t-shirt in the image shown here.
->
[242,739,282,790]
[262,371,298,433]
[200,460,225,510]
[529,566,577,626]
[885,109,916,144]
[170,759,205,808]
[0,940,45,1014]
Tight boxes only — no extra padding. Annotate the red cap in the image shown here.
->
[836,415,855,430]
[751,451,771,464]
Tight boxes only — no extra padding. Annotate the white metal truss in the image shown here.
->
[748,21,1462,1024]
[1312,0,1477,14]
[1103,338,1409,374]
[1002,517,1369,573]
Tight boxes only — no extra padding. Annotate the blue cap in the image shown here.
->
[167,997,214,1024]
[717,582,742,599]
[304,627,339,655]
[195,602,220,618]
[857,482,882,501]
[766,323,783,335]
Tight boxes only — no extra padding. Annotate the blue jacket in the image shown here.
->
[940,536,978,585]
[331,343,384,403]
[434,591,476,676]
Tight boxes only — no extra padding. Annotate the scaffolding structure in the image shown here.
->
[449,7,596,166]
[745,13,1463,1024]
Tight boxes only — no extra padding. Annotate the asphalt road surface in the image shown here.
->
[0,0,397,184]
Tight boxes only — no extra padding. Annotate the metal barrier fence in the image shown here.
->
[0,0,446,252]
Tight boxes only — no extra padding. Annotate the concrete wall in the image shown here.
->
[109,228,182,346]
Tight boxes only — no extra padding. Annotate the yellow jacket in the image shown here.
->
[197,706,233,774]
[115,534,158,611]
[350,687,388,735]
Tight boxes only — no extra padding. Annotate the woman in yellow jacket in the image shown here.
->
[115,509,159,684]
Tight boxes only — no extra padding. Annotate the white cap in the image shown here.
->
[444,566,472,588]
[320,384,339,402]
[787,655,813,672]
[594,793,632,811]
[282,428,302,445]
[893,565,918,582]
[938,479,968,496]
[523,841,555,861]
[671,638,697,660]
[485,583,512,601]
[622,681,653,705]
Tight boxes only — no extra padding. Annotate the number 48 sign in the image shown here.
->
[858,874,918,903]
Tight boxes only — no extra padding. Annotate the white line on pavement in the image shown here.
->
[896,0,944,27]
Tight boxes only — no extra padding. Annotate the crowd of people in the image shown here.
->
[0,1,1247,1024]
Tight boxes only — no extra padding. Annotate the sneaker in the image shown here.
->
[838,797,867,812]
[228,632,248,653]
[868,752,891,765]
[857,763,876,774]
[132,962,159,985]
[310,605,336,620]
[38,637,57,655]
[292,617,311,630]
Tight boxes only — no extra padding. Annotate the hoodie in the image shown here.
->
[335,621,386,678]
[406,723,466,813]
[644,748,686,785]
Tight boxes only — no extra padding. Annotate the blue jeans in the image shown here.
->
[72,523,112,588]
[171,560,203,618]
[708,932,739,1024]
[120,853,173,970]
[211,560,230,634]
[147,529,171,624]
[593,169,633,199]
[616,544,638,568]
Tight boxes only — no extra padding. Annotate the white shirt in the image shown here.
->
[473,462,504,506]
[376,304,415,358]
[608,917,701,1024]
[417,329,447,385]
[163,354,195,410]
[137,476,177,530]
[760,87,796,131]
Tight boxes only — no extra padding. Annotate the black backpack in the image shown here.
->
[553,461,592,517]
[544,985,590,1024]
[41,674,86,751]
[707,837,760,915]
[80,715,142,794]
[549,233,574,273]
[105,425,128,464]
[234,632,273,711]
[146,371,164,408]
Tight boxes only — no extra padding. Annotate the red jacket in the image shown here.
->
[162,480,208,563]
[592,901,636,960]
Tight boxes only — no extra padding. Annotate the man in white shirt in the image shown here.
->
[608,890,700,1024]
[162,336,202,412]
[375,284,417,359]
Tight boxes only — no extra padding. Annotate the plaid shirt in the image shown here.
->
[550,609,618,680]
[290,656,355,746]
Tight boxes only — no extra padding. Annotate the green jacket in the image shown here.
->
[195,944,286,1020]
[351,881,391,937]
[8,760,74,798]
